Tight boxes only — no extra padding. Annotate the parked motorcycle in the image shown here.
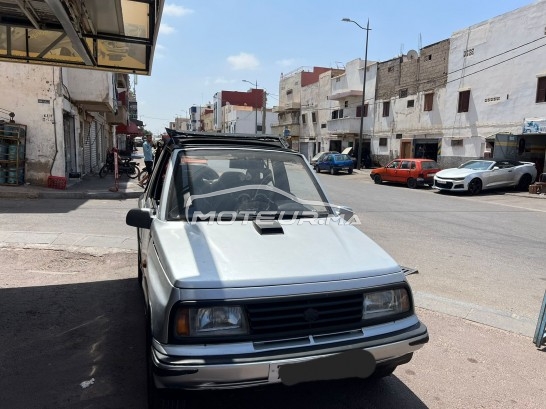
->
[99,150,141,179]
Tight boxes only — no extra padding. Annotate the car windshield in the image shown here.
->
[459,160,494,170]
[421,161,440,169]
[168,148,333,221]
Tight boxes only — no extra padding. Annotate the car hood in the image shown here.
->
[152,219,400,289]
[436,168,480,178]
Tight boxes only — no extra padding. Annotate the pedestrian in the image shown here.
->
[139,134,154,187]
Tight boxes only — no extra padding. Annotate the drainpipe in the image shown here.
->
[49,67,59,176]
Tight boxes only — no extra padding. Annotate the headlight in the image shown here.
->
[174,306,249,338]
[450,177,466,181]
[362,288,410,320]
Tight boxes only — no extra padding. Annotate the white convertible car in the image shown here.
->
[433,159,537,195]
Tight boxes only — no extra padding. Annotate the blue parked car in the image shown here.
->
[315,153,354,175]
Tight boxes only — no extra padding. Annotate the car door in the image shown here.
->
[138,145,174,278]
[319,154,332,171]
[487,161,516,188]
[384,160,402,182]
[397,160,412,183]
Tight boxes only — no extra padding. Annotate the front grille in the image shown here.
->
[435,180,453,189]
[246,292,364,336]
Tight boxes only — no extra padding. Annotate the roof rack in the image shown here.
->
[165,129,290,149]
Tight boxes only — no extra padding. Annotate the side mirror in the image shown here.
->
[335,205,354,221]
[126,208,153,229]
[492,166,500,170]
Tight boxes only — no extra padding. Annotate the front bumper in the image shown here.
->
[150,320,428,390]
[433,179,466,191]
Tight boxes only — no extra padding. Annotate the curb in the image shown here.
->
[0,190,142,200]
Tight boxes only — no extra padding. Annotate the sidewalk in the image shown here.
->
[0,150,146,200]
[0,172,144,200]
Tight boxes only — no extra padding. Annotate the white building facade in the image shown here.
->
[442,0,546,170]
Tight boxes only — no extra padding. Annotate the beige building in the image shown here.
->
[0,62,125,186]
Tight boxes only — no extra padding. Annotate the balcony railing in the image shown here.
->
[272,102,301,113]
[271,123,300,137]
[106,105,128,125]
[65,70,115,112]
[327,117,362,135]
[329,89,363,101]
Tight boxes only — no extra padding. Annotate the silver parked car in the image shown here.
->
[433,159,537,195]
[126,131,428,408]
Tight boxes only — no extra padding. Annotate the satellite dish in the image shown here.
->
[407,49,418,60]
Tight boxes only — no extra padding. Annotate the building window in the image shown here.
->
[344,101,349,108]
[331,109,344,120]
[382,101,390,117]
[379,138,388,146]
[388,66,394,73]
[302,114,306,124]
[399,88,408,98]
[458,90,471,113]
[312,112,317,123]
[286,89,293,95]
[321,123,326,128]
[257,125,263,132]
[396,133,403,139]
[450,139,463,147]
[424,93,434,111]
[357,104,368,118]
[407,100,415,108]
[536,76,546,103]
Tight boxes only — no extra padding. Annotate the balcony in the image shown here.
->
[329,89,363,101]
[272,102,301,113]
[327,117,362,135]
[65,69,115,112]
[106,104,128,125]
[271,123,300,137]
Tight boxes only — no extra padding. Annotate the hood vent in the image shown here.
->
[253,220,284,235]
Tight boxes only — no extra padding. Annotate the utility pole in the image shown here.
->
[342,18,371,170]
[261,91,267,134]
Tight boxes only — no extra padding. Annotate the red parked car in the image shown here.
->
[370,159,441,188]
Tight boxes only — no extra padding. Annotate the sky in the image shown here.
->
[136,0,538,135]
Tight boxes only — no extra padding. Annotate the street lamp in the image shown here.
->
[342,18,371,170]
[242,79,258,133]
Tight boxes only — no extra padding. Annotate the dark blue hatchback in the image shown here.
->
[315,153,354,175]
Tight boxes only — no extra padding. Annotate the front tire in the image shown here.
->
[348,167,353,174]
[315,166,320,173]
[146,311,185,409]
[468,178,482,195]
[99,164,109,178]
[127,164,141,180]
[373,175,382,184]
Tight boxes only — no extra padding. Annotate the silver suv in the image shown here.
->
[126,132,428,408]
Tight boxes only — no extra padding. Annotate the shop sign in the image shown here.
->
[522,118,546,134]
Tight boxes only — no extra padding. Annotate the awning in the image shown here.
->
[116,121,142,135]
[0,0,165,75]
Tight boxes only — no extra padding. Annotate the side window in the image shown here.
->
[387,161,400,169]
[400,161,411,169]
[410,161,416,169]
[147,146,173,205]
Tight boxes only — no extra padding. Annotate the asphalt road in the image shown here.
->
[318,171,546,336]
[1,180,545,408]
